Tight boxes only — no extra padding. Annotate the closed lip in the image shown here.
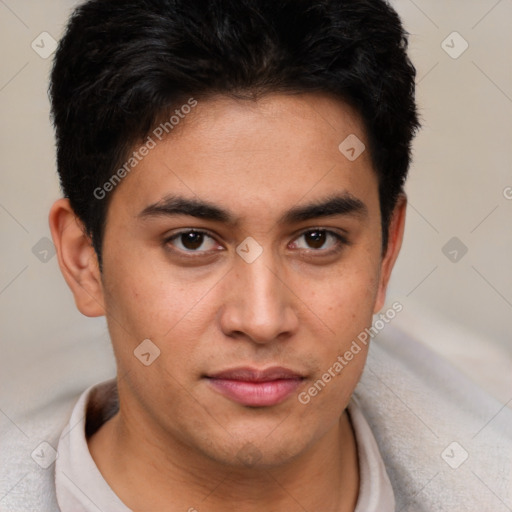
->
[205,366,306,406]
[206,366,306,382]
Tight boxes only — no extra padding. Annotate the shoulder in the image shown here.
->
[355,323,512,511]
[0,390,82,512]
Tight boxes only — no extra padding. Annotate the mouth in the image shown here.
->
[205,366,306,407]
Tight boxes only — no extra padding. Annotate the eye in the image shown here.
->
[165,230,222,253]
[289,229,347,252]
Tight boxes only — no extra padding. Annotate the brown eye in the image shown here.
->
[304,230,327,249]
[166,230,220,253]
[290,229,346,252]
[180,231,205,250]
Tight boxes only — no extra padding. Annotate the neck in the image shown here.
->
[88,395,359,512]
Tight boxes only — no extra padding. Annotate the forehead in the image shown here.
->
[170,92,367,159]
[108,92,378,220]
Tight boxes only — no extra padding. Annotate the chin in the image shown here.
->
[198,428,308,470]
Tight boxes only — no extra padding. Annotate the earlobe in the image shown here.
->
[373,193,407,313]
[48,198,106,317]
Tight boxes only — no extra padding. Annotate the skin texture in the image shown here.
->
[49,92,406,511]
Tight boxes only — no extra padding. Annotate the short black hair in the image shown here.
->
[50,0,420,266]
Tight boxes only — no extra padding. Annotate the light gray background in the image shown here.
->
[1,1,511,412]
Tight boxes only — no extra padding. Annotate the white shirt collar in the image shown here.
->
[349,397,395,511]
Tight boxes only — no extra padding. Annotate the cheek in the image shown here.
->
[291,258,379,395]
[102,249,200,334]
[100,255,226,383]
[312,257,381,340]
[300,270,377,403]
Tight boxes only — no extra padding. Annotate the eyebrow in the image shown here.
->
[137,192,367,225]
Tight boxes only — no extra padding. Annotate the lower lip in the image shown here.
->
[207,378,303,407]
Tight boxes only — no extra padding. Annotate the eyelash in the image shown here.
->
[163,228,349,258]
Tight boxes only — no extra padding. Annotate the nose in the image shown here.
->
[217,251,299,345]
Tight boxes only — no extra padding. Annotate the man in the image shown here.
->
[47,1,415,509]
[2,0,511,511]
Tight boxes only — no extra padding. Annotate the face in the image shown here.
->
[55,93,403,468]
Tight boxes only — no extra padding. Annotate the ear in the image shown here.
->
[373,193,407,313]
[48,198,105,317]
